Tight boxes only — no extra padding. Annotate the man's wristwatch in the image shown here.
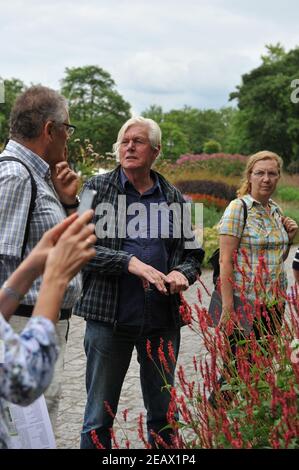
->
[61,196,80,209]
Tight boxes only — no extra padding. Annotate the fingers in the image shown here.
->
[55,162,70,174]
[79,226,96,245]
[85,235,96,248]
[47,224,96,281]
[146,270,168,294]
[165,271,189,294]
[45,212,78,244]
[60,210,94,238]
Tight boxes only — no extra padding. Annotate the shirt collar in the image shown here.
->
[4,139,51,179]
[244,193,280,214]
[119,168,162,195]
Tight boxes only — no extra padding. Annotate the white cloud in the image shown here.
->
[0,0,298,112]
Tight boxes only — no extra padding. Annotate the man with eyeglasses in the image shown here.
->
[0,85,81,431]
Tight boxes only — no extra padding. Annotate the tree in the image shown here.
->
[61,66,131,164]
[165,107,229,154]
[142,105,235,159]
[160,121,189,160]
[0,78,25,145]
[142,104,164,124]
[229,44,299,165]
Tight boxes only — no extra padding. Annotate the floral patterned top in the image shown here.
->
[0,313,59,449]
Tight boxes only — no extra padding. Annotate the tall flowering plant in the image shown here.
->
[149,256,299,449]
[90,256,299,449]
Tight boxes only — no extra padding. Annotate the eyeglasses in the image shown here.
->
[120,138,150,147]
[51,121,76,137]
[61,122,76,137]
[251,170,279,179]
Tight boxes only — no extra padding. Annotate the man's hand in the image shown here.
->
[51,162,79,205]
[164,270,189,294]
[128,256,168,294]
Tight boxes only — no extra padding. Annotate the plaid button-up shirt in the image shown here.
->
[218,194,289,301]
[73,166,204,327]
[0,140,82,308]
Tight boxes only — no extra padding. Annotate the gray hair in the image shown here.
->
[10,85,68,140]
[113,116,162,161]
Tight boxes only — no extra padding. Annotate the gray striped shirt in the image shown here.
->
[0,140,82,307]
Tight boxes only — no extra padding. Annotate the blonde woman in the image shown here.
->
[208,151,298,408]
[219,150,297,330]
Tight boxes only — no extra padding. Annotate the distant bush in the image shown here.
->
[276,186,299,202]
[203,139,222,154]
[286,160,299,175]
[175,179,237,201]
[176,152,247,176]
[177,153,247,165]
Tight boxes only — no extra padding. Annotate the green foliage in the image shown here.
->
[70,138,116,186]
[282,207,299,227]
[229,44,299,165]
[203,139,222,154]
[203,206,223,229]
[142,105,236,158]
[276,186,299,202]
[160,121,189,160]
[202,225,219,268]
[61,65,131,157]
[0,78,25,143]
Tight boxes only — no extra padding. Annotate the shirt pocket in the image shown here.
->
[246,215,270,239]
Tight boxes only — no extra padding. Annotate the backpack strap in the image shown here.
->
[0,156,37,259]
[240,198,247,232]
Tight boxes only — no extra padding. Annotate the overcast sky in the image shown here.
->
[0,0,298,113]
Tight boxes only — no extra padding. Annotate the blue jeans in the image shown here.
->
[80,321,180,449]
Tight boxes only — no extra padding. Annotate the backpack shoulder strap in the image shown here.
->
[240,198,248,232]
[0,156,37,259]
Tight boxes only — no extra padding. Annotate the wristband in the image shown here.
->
[2,282,24,302]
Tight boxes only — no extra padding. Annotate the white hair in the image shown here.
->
[113,116,162,161]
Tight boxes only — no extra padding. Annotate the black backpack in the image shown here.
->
[0,156,37,259]
[208,198,247,286]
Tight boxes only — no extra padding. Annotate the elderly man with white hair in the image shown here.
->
[75,116,204,449]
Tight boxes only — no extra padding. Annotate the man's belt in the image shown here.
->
[14,304,72,320]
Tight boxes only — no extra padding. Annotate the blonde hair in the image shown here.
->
[237,150,283,197]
